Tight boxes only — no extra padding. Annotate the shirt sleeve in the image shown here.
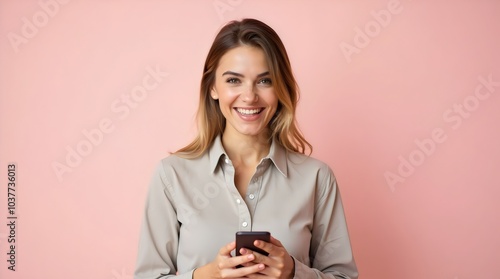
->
[293,167,358,279]
[134,162,194,279]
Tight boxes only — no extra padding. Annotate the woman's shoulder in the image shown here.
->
[158,152,208,170]
[286,151,335,176]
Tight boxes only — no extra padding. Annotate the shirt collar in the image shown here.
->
[208,135,288,177]
[266,138,288,177]
[209,136,226,173]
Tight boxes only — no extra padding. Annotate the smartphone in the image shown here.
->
[235,231,271,256]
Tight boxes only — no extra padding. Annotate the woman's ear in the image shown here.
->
[211,88,219,100]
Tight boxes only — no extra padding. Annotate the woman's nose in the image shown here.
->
[241,85,259,103]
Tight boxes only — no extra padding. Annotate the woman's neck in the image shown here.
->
[221,132,271,168]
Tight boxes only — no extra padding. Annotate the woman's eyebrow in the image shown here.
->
[222,71,270,77]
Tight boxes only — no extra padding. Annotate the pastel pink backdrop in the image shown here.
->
[1,1,499,278]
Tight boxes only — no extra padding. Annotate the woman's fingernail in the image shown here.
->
[247,254,254,260]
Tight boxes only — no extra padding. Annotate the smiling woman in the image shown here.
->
[134,18,358,279]
[212,45,278,141]
[176,18,311,159]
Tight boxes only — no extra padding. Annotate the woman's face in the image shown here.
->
[212,45,278,140]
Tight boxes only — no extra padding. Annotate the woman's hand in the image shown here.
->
[193,241,265,279]
[240,236,295,279]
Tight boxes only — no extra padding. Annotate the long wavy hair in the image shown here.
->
[175,18,311,158]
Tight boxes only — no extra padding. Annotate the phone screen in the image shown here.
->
[235,231,271,256]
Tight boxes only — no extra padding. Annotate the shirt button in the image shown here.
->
[224,158,229,164]
[236,199,241,204]
[248,194,255,200]
[242,222,248,227]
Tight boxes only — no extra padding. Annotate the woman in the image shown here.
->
[134,18,358,279]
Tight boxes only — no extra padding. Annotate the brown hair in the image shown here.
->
[175,18,311,157]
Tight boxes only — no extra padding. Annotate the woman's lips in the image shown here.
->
[235,108,264,115]
[234,107,264,120]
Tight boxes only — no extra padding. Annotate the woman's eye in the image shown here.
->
[259,78,272,85]
[226,78,240,84]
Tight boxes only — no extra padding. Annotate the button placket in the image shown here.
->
[221,155,253,231]
[246,159,271,219]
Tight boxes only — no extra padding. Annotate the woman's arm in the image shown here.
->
[134,163,194,279]
[294,168,358,279]
[235,166,358,279]
[134,162,267,279]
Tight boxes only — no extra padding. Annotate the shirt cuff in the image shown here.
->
[291,256,311,279]
[163,269,195,279]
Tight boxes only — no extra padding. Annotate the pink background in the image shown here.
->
[1,0,499,278]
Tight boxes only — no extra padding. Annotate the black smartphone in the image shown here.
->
[235,231,271,256]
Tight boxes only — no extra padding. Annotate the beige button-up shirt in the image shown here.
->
[134,137,358,278]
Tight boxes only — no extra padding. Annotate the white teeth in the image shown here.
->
[237,108,262,115]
